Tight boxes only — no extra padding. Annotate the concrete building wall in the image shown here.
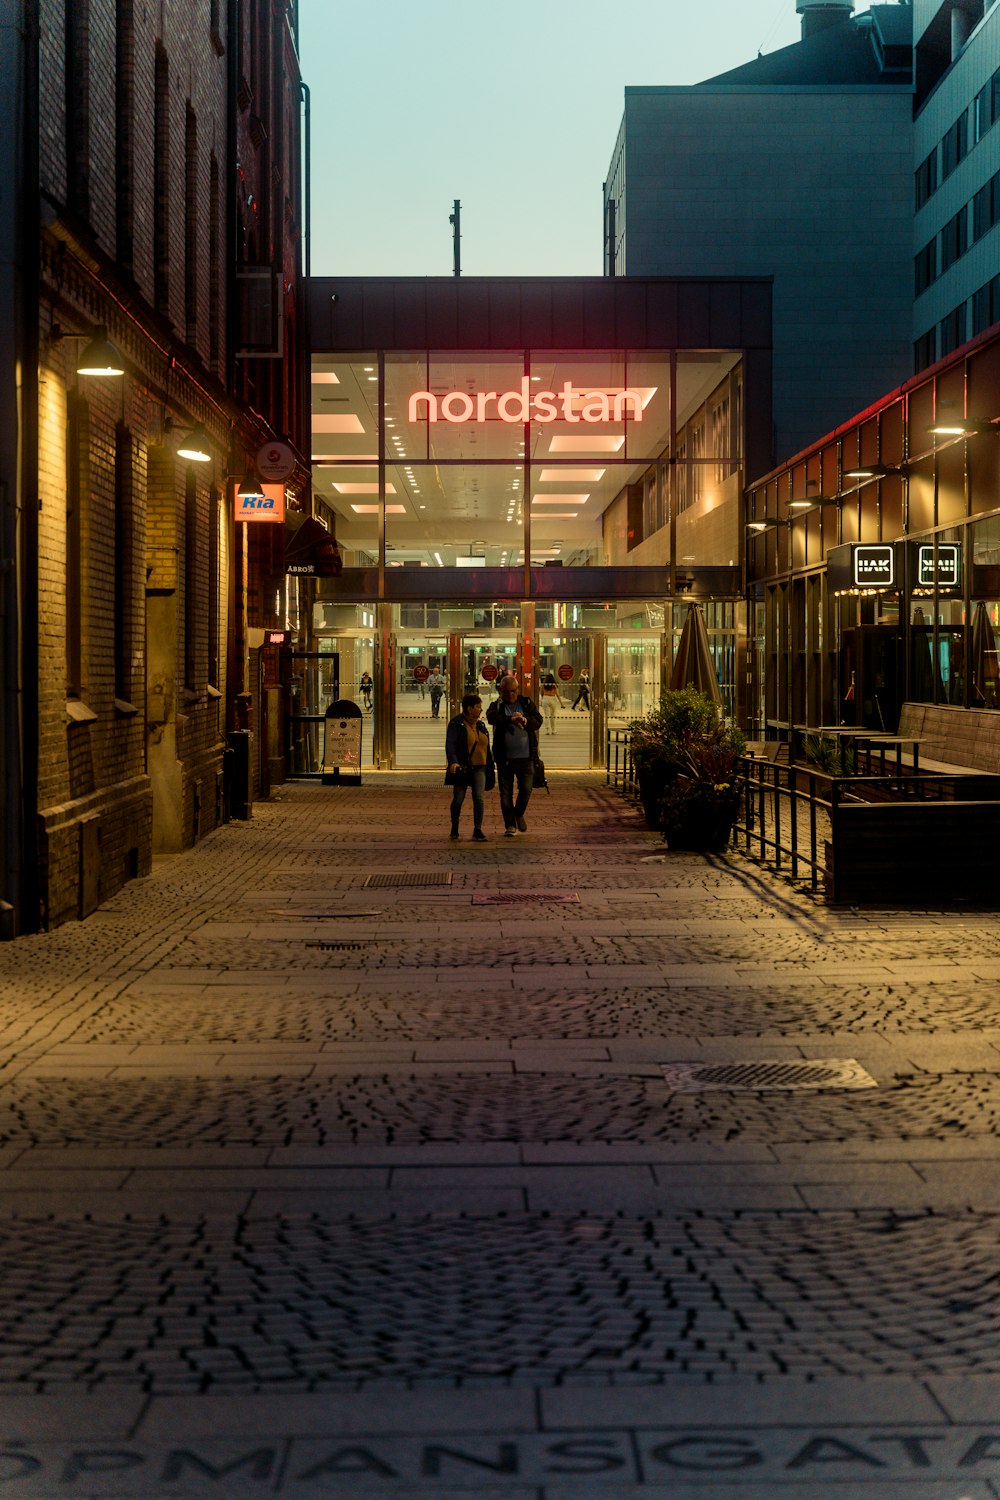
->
[617,85,914,470]
[912,4,1000,354]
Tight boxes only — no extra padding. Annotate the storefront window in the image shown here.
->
[312,348,742,574]
[311,355,380,566]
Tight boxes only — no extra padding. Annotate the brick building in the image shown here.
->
[0,0,307,935]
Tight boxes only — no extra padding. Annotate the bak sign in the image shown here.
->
[235,482,285,523]
[852,544,895,588]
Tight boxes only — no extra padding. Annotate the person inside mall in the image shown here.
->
[445,694,495,842]
[486,676,543,837]
[427,668,446,718]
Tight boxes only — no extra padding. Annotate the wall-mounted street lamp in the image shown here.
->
[235,472,266,503]
[50,324,126,377]
[172,426,263,505]
[843,463,893,479]
[926,417,998,436]
[175,422,212,462]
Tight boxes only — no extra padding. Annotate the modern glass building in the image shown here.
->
[746,315,1000,737]
[295,276,772,769]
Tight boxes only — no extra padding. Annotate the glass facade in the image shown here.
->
[747,324,1000,734]
[311,348,742,573]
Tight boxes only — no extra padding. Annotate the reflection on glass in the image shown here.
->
[313,349,744,571]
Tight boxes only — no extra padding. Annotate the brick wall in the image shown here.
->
[34,0,242,925]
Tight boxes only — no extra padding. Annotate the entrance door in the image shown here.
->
[394,630,520,768]
[606,632,663,722]
[535,631,594,767]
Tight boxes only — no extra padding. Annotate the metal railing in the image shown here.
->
[608,728,1000,899]
[735,757,827,891]
[606,727,637,797]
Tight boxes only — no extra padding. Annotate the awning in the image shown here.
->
[284,514,342,577]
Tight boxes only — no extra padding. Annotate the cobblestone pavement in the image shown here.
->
[0,773,999,1498]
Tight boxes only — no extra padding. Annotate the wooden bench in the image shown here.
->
[896,703,1000,776]
[828,798,1000,904]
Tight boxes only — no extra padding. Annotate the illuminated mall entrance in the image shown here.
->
[287,276,773,772]
[287,596,740,771]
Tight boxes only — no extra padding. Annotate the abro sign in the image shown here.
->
[408,380,645,425]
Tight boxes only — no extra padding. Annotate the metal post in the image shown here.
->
[590,630,607,768]
[449,200,461,277]
[374,602,395,769]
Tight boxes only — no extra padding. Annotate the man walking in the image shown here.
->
[487,675,543,836]
[427,667,446,719]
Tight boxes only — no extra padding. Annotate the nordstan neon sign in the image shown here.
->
[408,379,645,425]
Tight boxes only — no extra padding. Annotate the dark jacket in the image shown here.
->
[486,694,542,763]
[444,714,495,786]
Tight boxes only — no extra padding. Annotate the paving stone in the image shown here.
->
[0,775,998,1490]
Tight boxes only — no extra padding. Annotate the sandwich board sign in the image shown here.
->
[322,700,362,785]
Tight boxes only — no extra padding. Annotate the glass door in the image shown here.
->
[606,632,663,724]
[394,633,449,767]
[535,630,593,767]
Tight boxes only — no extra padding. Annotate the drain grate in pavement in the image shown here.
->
[661,1059,879,1092]
[305,941,368,952]
[364,872,453,888]
[472,892,580,905]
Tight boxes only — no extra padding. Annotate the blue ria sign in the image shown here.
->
[234,482,285,523]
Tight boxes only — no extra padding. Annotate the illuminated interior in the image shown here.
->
[311,349,742,569]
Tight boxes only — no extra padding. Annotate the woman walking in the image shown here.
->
[445,693,495,841]
[540,673,564,734]
[571,668,591,712]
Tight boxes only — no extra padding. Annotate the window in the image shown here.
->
[974,79,994,142]
[915,149,938,209]
[972,273,1000,335]
[115,0,134,272]
[940,206,969,270]
[65,0,91,218]
[941,111,969,179]
[939,304,967,358]
[974,181,993,240]
[184,103,198,345]
[915,327,937,371]
[209,155,220,366]
[66,391,86,698]
[207,487,220,689]
[154,44,170,315]
[114,425,135,702]
[915,237,937,295]
[184,470,199,691]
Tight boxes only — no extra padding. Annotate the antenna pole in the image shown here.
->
[449,199,461,277]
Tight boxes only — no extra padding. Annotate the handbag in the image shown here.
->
[532,756,550,794]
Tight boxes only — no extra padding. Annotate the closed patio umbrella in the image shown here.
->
[970,600,1000,706]
[670,603,722,704]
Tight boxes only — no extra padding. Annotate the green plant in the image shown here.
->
[627,687,722,772]
[802,734,854,776]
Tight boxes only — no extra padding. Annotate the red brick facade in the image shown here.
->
[4,0,307,933]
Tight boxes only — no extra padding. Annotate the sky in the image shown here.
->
[298,0,874,278]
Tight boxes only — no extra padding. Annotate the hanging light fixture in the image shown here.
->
[75,327,126,377]
[235,472,265,503]
[176,422,213,462]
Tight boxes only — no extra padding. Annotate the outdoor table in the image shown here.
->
[791,726,923,778]
[860,735,924,777]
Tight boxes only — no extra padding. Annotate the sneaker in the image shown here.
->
[449,828,459,840]
[472,829,487,842]
[515,815,527,832]
[504,826,517,837]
